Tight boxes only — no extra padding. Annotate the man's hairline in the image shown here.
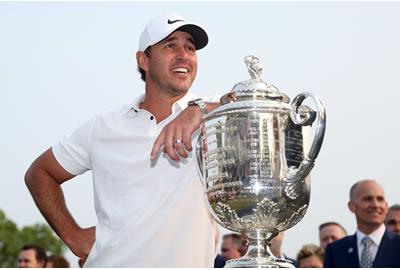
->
[223,234,244,249]
[386,207,400,223]
[319,222,348,237]
[319,223,346,233]
[20,248,43,263]
[388,204,400,212]
[349,179,384,202]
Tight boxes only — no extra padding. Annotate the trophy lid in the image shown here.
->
[228,55,290,104]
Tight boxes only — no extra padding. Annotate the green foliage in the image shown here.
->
[0,210,20,267]
[0,209,66,267]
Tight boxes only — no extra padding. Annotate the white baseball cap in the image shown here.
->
[138,13,208,52]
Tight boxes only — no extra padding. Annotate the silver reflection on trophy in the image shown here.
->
[196,56,326,268]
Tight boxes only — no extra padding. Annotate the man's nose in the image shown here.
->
[371,198,381,207]
[175,46,189,61]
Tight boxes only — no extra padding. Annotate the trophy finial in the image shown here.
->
[244,55,262,79]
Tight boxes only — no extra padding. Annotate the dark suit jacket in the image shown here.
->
[213,254,226,268]
[324,230,400,268]
[283,254,298,267]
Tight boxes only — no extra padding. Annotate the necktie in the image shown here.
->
[360,236,374,268]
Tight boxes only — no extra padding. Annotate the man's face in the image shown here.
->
[348,181,388,233]
[18,249,45,268]
[319,224,346,249]
[298,255,324,268]
[385,209,400,235]
[140,31,197,97]
[221,237,241,261]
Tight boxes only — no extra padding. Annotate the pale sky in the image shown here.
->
[1,1,400,266]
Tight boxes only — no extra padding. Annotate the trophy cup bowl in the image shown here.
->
[196,56,326,268]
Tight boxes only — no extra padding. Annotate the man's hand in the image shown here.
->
[67,226,96,263]
[151,105,203,161]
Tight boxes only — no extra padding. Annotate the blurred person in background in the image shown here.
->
[220,233,247,262]
[18,244,47,268]
[385,204,400,235]
[297,244,324,268]
[46,255,69,268]
[319,221,347,249]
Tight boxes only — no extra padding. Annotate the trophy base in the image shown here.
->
[225,256,294,268]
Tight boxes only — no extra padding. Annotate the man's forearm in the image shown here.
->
[25,166,81,247]
[25,149,95,259]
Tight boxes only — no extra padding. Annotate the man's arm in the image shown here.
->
[151,102,220,161]
[25,148,95,259]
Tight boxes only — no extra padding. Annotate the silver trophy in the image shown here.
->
[196,56,326,268]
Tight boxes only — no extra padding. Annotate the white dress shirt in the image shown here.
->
[356,224,386,263]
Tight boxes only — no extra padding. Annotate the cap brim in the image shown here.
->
[176,24,208,50]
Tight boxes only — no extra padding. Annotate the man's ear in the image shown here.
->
[136,51,149,71]
[348,200,355,213]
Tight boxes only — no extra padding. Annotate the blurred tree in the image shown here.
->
[0,209,20,267]
[0,209,66,267]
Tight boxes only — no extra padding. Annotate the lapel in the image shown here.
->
[345,234,360,267]
[373,230,393,267]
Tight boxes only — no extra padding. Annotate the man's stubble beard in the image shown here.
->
[148,70,195,98]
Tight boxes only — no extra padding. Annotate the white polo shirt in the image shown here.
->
[52,91,216,267]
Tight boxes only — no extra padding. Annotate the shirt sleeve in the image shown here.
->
[52,117,96,176]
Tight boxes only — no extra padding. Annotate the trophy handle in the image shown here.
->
[289,92,326,180]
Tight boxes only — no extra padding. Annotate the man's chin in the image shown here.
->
[171,84,192,95]
[367,219,385,227]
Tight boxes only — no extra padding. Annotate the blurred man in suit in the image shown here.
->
[324,179,400,267]
[319,221,347,249]
[385,204,400,235]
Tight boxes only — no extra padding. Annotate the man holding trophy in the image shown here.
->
[25,12,326,267]
[25,13,219,267]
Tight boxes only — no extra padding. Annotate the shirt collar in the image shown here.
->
[123,94,145,115]
[123,91,199,115]
[356,223,386,246]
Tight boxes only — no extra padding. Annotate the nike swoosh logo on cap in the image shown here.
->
[168,19,183,24]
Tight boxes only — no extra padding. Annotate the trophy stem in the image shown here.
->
[225,230,294,268]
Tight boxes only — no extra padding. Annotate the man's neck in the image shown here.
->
[357,223,383,235]
[140,88,186,123]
